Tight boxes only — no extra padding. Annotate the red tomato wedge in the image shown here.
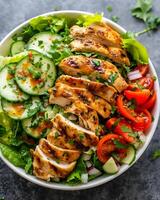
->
[135,64,149,76]
[124,89,150,105]
[117,95,137,122]
[97,134,119,163]
[128,77,154,91]
[106,118,135,143]
[132,109,152,132]
[142,91,156,110]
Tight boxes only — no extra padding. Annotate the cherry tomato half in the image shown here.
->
[106,118,135,143]
[132,109,152,132]
[128,77,154,91]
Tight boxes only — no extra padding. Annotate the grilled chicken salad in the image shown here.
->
[0,13,157,185]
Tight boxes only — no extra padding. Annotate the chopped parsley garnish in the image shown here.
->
[54,131,59,139]
[106,5,113,12]
[106,72,118,85]
[68,139,75,145]
[152,149,160,160]
[121,125,133,134]
[95,127,100,136]
[28,66,41,79]
[79,134,85,141]
[128,99,136,110]
[111,118,120,130]
[91,60,100,67]
[111,15,119,23]
[113,139,128,149]
[111,105,116,115]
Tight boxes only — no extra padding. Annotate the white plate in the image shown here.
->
[0,10,159,190]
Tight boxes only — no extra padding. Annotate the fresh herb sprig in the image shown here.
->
[131,0,160,36]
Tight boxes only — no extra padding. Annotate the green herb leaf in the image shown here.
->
[111,15,119,23]
[111,105,116,115]
[91,59,100,67]
[113,140,128,149]
[91,151,103,171]
[121,125,133,133]
[107,72,118,85]
[106,5,113,12]
[152,149,160,160]
[131,0,160,35]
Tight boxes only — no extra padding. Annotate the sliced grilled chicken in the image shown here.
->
[48,94,71,107]
[52,114,99,147]
[59,55,128,92]
[47,128,78,150]
[39,138,81,163]
[64,100,99,132]
[57,75,117,103]
[70,23,122,48]
[33,146,76,181]
[70,39,130,66]
[50,83,111,118]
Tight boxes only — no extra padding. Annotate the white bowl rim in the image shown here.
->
[0,10,159,191]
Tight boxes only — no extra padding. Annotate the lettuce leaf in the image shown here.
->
[67,156,86,184]
[76,13,103,27]
[30,16,65,33]
[14,16,66,42]
[123,38,149,64]
[0,110,16,145]
[0,109,32,173]
[0,143,25,167]
[0,143,32,172]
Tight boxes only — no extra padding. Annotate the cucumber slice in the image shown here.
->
[22,106,53,138]
[103,157,119,174]
[1,97,40,120]
[27,32,61,57]
[121,146,136,165]
[10,41,25,56]
[15,53,56,95]
[0,64,29,102]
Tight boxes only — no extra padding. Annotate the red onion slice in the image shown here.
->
[128,70,142,80]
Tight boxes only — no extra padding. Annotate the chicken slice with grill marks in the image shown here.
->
[56,75,117,103]
[47,128,78,150]
[70,39,130,66]
[49,83,111,118]
[33,146,76,181]
[52,114,99,147]
[64,100,99,132]
[70,23,122,48]
[39,138,81,164]
[59,55,128,92]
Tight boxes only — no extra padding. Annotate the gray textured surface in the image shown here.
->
[0,0,160,199]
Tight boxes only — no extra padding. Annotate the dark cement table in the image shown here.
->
[0,0,160,199]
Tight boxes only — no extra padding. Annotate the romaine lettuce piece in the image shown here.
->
[0,143,25,167]
[76,13,103,27]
